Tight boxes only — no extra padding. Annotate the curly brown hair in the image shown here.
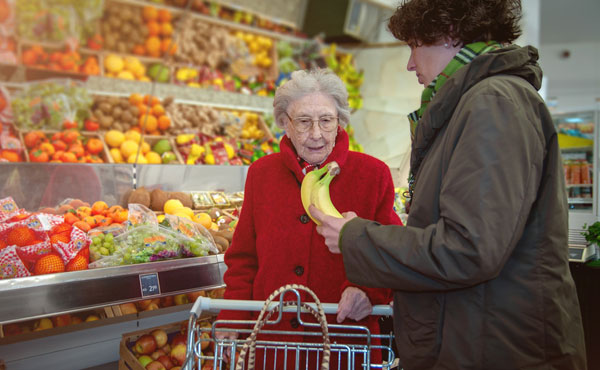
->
[388,0,522,46]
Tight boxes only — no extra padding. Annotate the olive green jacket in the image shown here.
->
[340,45,586,370]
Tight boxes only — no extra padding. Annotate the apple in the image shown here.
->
[186,290,205,303]
[161,344,171,354]
[137,299,153,310]
[171,367,181,370]
[3,323,22,336]
[170,344,187,366]
[200,332,211,350]
[171,333,186,347]
[135,334,157,355]
[33,318,53,331]
[71,316,83,324]
[160,296,174,307]
[145,302,160,311]
[208,288,225,299]
[151,329,169,348]
[138,355,153,368]
[120,303,138,315]
[85,314,100,322]
[151,349,166,360]
[173,294,189,305]
[146,360,166,370]
[52,314,72,327]
[157,354,175,369]
[201,359,214,370]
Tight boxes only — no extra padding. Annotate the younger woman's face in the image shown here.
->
[407,40,462,86]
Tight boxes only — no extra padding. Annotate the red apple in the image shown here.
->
[151,329,169,348]
[186,290,205,303]
[71,316,83,324]
[136,299,153,310]
[135,334,157,355]
[171,367,181,370]
[170,344,187,366]
[145,360,166,370]
[151,349,166,360]
[171,333,186,347]
[160,296,174,307]
[138,355,153,368]
[145,302,160,311]
[161,344,171,354]
[3,323,22,336]
[52,314,72,327]
[173,294,189,305]
[157,354,175,369]
[201,359,214,370]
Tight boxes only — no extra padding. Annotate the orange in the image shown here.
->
[151,104,165,116]
[91,201,108,216]
[145,37,161,56]
[158,115,171,131]
[50,223,72,237]
[63,212,79,225]
[132,44,146,56]
[147,21,160,36]
[129,93,143,105]
[83,216,98,229]
[137,103,148,116]
[0,150,20,162]
[142,6,158,21]
[160,22,173,37]
[160,38,176,55]
[6,226,36,247]
[50,233,70,244]
[34,254,65,275]
[157,9,172,22]
[72,220,91,232]
[66,254,88,271]
[139,114,158,132]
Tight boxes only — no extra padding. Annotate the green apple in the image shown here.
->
[161,151,177,164]
[138,355,153,368]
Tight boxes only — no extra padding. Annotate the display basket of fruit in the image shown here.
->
[19,129,112,163]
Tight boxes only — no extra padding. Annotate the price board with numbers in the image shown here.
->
[139,273,161,297]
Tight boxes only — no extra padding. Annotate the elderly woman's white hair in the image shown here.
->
[273,68,350,129]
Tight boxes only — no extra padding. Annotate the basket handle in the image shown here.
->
[235,284,331,370]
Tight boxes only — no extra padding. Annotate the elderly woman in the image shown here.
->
[313,0,586,369]
[216,68,401,368]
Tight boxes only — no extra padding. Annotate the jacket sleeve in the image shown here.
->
[340,92,545,292]
[217,166,259,321]
[340,164,400,304]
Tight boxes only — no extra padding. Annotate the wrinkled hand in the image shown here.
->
[215,331,239,362]
[310,205,357,254]
[336,287,372,323]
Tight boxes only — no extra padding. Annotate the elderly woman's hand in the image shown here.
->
[215,330,239,362]
[336,287,372,323]
[310,205,357,253]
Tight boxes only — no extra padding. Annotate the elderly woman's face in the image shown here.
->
[407,40,462,86]
[285,92,339,165]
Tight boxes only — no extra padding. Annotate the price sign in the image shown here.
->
[139,273,161,297]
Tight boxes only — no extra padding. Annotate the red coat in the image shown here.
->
[218,129,401,368]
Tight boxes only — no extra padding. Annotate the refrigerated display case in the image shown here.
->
[554,110,599,262]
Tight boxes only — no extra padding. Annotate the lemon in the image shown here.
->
[125,130,142,144]
[204,153,215,165]
[105,130,125,148]
[110,148,124,163]
[104,54,124,73]
[193,212,212,229]
[164,199,184,214]
[176,207,194,218]
[157,214,165,223]
[117,70,135,80]
[145,151,162,164]
[120,140,139,159]
[140,141,150,154]
[127,153,148,164]
[174,211,192,220]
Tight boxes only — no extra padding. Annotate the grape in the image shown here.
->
[99,247,109,256]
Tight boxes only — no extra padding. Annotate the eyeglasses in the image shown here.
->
[285,112,339,133]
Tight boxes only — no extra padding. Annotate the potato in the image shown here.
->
[112,106,123,120]
[99,102,112,114]
[100,116,113,129]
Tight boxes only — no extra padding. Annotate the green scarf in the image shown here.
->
[407,41,502,139]
[405,41,502,207]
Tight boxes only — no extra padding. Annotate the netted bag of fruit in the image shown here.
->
[0,245,32,279]
[51,224,90,266]
[0,196,21,223]
[163,214,218,256]
[11,79,92,130]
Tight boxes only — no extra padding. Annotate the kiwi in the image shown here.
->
[208,207,222,221]
[150,189,169,212]
[130,106,140,116]
[169,192,193,208]
[112,106,123,120]
[121,110,133,123]
[216,229,233,242]
[128,188,151,208]
[112,122,124,132]
[213,236,229,252]
[99,102,112,114]
[100,116,113,129]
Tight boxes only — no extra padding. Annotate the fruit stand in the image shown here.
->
[0,0,369,368]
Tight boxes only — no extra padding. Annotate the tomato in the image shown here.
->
[62,120,78,130]
[86,138,103,155]
[84,120,99,131]
[29,149,49,162]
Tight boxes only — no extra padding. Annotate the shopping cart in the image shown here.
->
[182,284,397,370]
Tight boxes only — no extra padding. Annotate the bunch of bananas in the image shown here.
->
[301,162,343,225]
[323,44,364,111]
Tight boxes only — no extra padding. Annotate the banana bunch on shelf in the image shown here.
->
[323,44,364,111]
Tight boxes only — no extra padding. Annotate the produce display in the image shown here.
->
[22,129,108,163]
[21,45,100,75]
[2,310,106,336]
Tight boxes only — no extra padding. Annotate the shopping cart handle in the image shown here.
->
[191,296,393,317]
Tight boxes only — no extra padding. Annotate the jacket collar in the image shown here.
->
[281,126,349,183]
[411,45,542,172]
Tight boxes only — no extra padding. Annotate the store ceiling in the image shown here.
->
[540,0,600,44]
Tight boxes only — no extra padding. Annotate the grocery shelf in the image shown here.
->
[560,146,594,153]
[568,198,594,204]
[0,254,226,325]
[567,184,594,188]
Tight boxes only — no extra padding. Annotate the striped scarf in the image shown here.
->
[405,41,502,210]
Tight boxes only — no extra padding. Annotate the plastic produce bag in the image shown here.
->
[127,203,158,228]
[11,79,92,130]
[163,214,218,255]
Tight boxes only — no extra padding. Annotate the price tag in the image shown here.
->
[139,273,161,297]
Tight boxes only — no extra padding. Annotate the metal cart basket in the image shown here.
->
[183,284,396,370]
